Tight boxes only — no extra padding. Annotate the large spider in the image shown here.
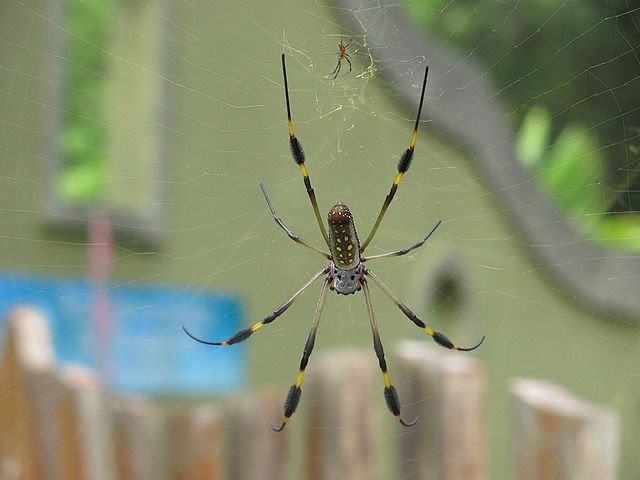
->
[183,54,485,431]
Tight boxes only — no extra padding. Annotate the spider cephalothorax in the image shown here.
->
[330,261,364,295]
[183,54,484,432]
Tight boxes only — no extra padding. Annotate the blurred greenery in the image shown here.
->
[57,0,112,202]
[407,0,640,251]
[518,106,640,250]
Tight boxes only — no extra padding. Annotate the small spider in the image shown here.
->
[183,54,485,431]
[329,38,352,79]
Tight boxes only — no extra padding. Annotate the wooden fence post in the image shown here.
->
[394,340,486,480]
[0,307,56,480]
[111,395,165,480]
[305,348,380,480]
[228,390,287,480]
[510,378,619,480]
[165,406,223,480]
[54,365,113,480]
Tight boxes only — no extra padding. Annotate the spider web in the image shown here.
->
[1,0,639,479]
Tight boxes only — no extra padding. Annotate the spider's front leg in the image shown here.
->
[281,54,331,246]
[361,63,430,253]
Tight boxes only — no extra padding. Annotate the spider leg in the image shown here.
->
[362,220,441,261]
[360,64,430,253]
[182,266,328,346]
[272,277,330,432]
[345,55,352,74]
[331,59,342,79]
[362,278,417,427]
[260,183,331,259]
[330,60,340,76]
[365,269,485,351]
[281,54,331,247]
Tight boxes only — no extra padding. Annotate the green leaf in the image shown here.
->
[591,215,640,252]
[517,107,552,169]
[57,161,105,201]
[539,123,604,220]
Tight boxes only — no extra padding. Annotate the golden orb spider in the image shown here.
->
[183,54,485,431]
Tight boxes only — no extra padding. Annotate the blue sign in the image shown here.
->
[0,272,245,395]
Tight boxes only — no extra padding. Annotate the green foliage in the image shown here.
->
[516,107,551,170]
[407,0,640,250]
[57,0,112,202]
[517,106,640,251]
[538,120,603,221]
[593,214,640,251]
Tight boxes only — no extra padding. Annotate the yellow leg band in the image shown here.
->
[251,323,264,333]
[393,172,404,185]
[383,372,391,389]
[424,326,434,336]
[288,121,295,138]
[410,130,418,149]
[295,370,305,387]
[299,163,309,178]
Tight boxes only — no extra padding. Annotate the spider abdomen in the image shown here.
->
[327,202,360,269]
[328,203,363,295]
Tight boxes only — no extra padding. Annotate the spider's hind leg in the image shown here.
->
[362,278,418,427]
[272,277,330,431]
[366,269,485,351]
[330,60,342,79]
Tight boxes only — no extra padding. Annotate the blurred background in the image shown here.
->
[1,0,639,479]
